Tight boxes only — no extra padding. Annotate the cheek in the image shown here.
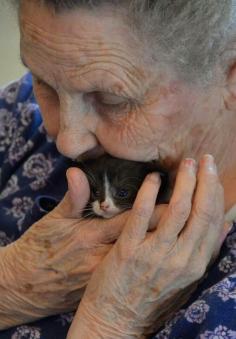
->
[95,93,191,163]
[33,83,60,138]
[96,109,160,161]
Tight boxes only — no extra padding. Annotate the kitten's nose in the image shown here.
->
[100,201,110,211]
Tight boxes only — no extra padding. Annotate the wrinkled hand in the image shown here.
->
[68,155,230,338]
[0,167,131,328]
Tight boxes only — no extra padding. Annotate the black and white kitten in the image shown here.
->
[78,155,168,219]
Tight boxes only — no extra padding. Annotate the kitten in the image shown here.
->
[78,154,168,219]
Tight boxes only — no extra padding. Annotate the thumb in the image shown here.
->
[53,167,90,218]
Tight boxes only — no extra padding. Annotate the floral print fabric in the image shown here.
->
[0,74,235,338]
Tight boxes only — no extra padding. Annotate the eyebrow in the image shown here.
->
[19,54,142,102]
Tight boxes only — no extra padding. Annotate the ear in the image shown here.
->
[224,62,236,111]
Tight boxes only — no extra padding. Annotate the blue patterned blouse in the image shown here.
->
[0,73,235,339]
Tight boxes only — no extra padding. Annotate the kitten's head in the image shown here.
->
[78,155,167,219]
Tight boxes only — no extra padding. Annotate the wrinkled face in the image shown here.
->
[19,1,222,177]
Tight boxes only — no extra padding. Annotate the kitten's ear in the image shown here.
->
[146,160,164,173]
[77,162,87,174]
[146,161,168,185]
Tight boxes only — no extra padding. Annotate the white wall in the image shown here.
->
[0,2,26,87]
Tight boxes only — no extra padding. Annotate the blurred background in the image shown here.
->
[0,2,26,87]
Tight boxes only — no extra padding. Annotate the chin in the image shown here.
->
[92,207,122,219]
[102,213,117,219]
[93,211,120,219]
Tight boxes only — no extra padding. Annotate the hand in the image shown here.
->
[68,155,230,338]
[0,167,130,329]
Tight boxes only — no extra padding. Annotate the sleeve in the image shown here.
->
[153,222,236,339]
[0,73,43,190]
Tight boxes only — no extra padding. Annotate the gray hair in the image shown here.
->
[13,1,236,84]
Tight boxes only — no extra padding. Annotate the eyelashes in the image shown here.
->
[92,91,132,115]
[94,92,127,106]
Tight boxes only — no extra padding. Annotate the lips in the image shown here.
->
[76,145,105,162]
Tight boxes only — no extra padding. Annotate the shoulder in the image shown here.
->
[0,72,42,126]
[0,72,34,107]
[0,73,43,154]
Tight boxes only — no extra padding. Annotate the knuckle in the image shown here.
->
[218,182,224,195]
[193,201,214,223]
[133,204,151,219]
[169,198,191,222]
[116,240,134,261]
[191,263,206,280]
[217,183,225,203]
[176,257,206,281]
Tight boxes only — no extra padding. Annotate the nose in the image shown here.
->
[100,201,110,211]
[56,92,100,159]
[56,130,98,160]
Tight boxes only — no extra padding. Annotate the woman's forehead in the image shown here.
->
[19,1,151,96]
[20,1,131,39]
[19,1,144,65]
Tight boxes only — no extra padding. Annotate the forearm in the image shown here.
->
[0,244,45,329]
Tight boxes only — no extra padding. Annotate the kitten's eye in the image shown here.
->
[92,189,100,198]
[116,189,129,198]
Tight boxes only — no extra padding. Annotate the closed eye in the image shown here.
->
[93,92,133,113]
[92,92,132,116]
[91,188,100,198]
[94,92,127,106]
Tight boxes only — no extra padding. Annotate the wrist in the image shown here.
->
[67,301,143,339]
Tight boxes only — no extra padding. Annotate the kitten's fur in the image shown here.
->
[78,155,168,219]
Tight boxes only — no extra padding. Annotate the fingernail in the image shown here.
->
[182,158,197,174]
[203,154,217,174]
[149,172,161,184]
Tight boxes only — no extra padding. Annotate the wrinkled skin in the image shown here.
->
[1,0,236,334]
[0,168,163,328]
[19,3,227,169]
[19,2,236,209]
[68,157,228,338]
[0,169,127,328]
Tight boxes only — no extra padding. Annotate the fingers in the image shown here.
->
[149,204,168,231]
[153,158,197,244]
[182,155,224,251]
[82,210,130,244]
[119,173,161,246]
[88,198,167,246]
[53,167,90,218]
[78,202,167,246]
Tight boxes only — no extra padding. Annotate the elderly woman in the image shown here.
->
[0,0,235,338]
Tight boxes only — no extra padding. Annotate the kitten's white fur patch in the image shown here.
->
[92,173,121,218]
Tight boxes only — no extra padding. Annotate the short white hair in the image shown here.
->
[14,0,236,83]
